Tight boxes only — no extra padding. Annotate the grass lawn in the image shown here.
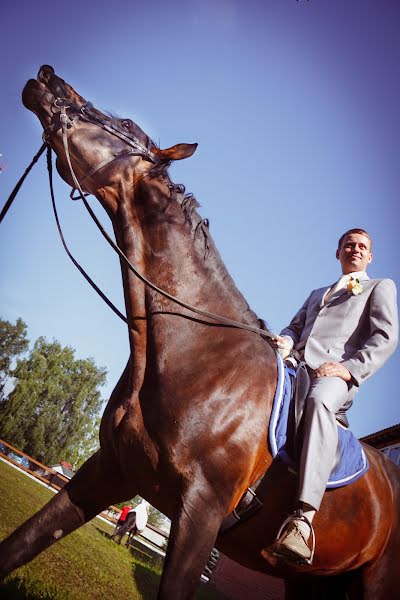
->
[0,460,227,599]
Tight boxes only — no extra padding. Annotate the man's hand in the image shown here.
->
[315,361,352,382]
[273,335,293,359]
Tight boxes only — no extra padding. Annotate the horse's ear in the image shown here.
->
[151,143,198,162]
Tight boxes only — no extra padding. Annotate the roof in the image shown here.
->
[51,463,76,479]
[361,423,400,449]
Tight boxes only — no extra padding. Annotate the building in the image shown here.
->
[361,423,400,467]
[51,460,76,479]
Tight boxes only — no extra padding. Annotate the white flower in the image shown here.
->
[347,277,363,296]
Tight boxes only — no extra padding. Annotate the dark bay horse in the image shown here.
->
[0,65,399,599]
[111,512,137,546]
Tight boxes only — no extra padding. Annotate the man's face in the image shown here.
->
[336,233,373,274]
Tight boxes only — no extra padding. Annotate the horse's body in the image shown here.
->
[0,66,399,599]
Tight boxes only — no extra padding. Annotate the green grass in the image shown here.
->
[0,460,226,599]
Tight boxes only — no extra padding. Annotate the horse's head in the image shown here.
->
[22,66,197,212]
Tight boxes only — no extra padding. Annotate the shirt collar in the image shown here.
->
[346,271,369,281]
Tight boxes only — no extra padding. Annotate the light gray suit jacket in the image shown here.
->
[281,275,398,391]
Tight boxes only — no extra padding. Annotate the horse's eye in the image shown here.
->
[121,119,133,130]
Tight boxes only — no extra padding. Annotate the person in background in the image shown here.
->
[124,499,150,547]
[111,503,132,539]
[113,499,150,546]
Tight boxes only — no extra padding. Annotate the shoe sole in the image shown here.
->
[272,545,312,566]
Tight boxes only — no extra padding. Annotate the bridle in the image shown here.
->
[43,97,162,200]
[44,98,158,161]
[3,95,277,343]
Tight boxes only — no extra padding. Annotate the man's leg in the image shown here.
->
[275,376,349,562]
[298,376,349,510]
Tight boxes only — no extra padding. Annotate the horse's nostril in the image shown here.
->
[38,65,55,83]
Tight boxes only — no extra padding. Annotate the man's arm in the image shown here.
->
[274,293,313,358]
[280,292,313,347]
[341,279,398,385]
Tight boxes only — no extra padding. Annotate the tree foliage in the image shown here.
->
[0,317,29,401]
[147,504,169,531]
[0,330,106,468]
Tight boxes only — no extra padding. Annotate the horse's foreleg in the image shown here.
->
[112,525,126,544]
[125,526,137,547]
[0,450,133,578]
[158,480,228,600]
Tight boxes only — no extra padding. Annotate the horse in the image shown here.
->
[0,65,399,599]
[112,501,149,546]
[111,511,137,546]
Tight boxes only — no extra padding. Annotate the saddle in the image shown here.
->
[219,354,369,535]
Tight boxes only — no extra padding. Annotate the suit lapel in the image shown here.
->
[321,287,347,307]
[320,285,333,308]
[323,273,371,307]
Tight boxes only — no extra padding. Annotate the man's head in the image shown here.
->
[336,228,373,274]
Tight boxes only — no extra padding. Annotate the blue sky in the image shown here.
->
[1,0,399,438]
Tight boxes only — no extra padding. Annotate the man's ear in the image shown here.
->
[368,252,373,264]
[336,249,340,260]
[151,143,198,162]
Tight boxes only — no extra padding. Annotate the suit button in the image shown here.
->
[309,333,314,337]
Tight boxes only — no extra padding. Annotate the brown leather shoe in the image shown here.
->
[274,521,312,564]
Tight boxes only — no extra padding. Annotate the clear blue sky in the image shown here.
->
[1,0,399,438]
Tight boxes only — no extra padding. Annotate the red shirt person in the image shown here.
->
[117,505,132,526]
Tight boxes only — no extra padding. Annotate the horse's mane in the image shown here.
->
[104,110,207,240]
[147,163,211,257]
[146,164,271,334]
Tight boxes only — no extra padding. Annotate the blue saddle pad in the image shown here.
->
[269,354,368,488]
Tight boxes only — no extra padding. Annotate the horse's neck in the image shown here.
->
[121,178,259,326]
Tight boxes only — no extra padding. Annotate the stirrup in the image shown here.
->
[272,508,316,565]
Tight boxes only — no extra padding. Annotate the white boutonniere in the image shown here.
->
[347,277,363,296]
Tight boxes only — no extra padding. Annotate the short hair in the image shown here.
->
[337,228,372,250]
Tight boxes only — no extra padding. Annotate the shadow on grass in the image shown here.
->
[0,578,62,600]
[131,559,228,600]
[92,524,131,546]
[132,562,161,599]
[93,525,114,540]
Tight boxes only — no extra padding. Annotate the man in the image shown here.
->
[272,228,398,564]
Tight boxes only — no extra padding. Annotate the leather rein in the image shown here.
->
[3,97,277,342]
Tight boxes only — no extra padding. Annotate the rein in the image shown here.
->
[0,143,47,223]
[46,147,128,324]
[2,98,277,342]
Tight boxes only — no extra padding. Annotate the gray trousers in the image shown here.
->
[298,375,352,511]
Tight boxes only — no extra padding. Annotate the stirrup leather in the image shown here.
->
[272,509,316,565]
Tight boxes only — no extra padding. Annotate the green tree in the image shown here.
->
[0,317,29,402]
[0,336,106,468]
[148,505,169,531]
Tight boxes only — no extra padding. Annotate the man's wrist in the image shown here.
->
[341,365,352,382]
[340,363,355,383]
